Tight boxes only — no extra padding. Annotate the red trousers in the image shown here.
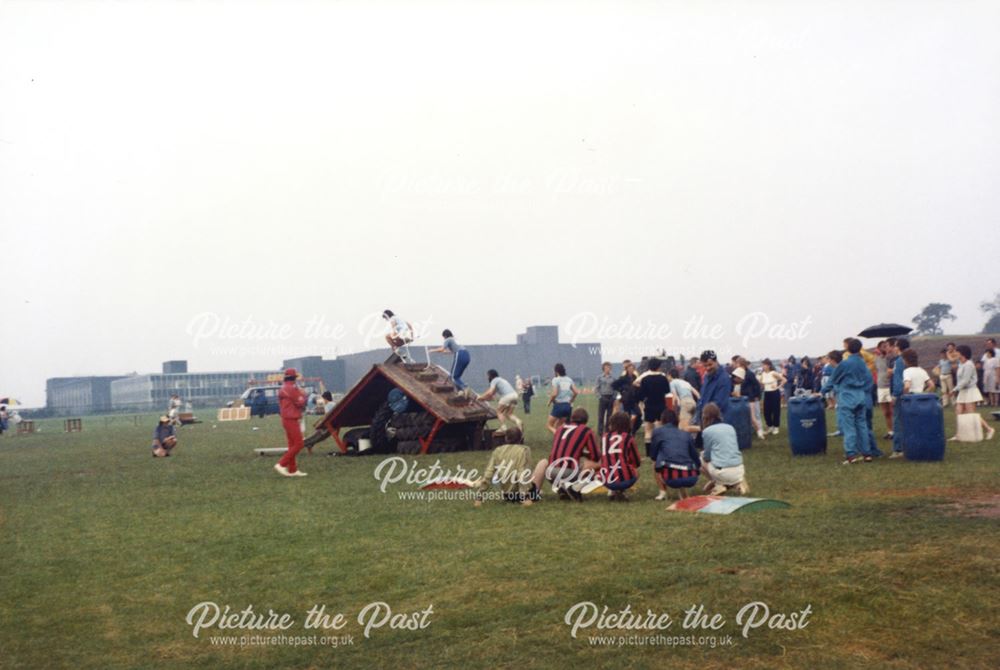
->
[278,418,304,473]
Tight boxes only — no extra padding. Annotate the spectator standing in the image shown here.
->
[275,368,308,477]
[594,362,616,436]
[758,359,784,434]
[950,345,994,440]
[546,363,578,435]
[694,351,732,425]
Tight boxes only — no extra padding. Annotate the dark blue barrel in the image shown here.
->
[726,397,753,451]
[788,396,827,455]
[901,393,945,461]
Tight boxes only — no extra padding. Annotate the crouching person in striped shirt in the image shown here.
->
[598,411,641,501]
[530,407,600,502]
[650,408,701,501]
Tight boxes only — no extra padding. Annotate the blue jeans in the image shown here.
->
[837,404,868,458]
[450,349,470,390]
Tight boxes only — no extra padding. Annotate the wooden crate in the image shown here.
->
[217,407,250,421]
[64,418,83,432]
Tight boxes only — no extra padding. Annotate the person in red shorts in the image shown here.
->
[275,368,308,478]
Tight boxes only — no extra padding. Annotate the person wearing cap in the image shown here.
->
[694,350,732,426]
[151,416,177,457]
[275,368,309,477]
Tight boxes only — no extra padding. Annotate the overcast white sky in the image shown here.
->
[2,1,998,406]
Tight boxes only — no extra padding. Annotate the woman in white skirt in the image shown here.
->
[950,345,994,440]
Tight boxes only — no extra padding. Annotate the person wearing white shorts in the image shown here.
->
[478,369,523,432]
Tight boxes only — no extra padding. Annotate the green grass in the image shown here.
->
[1,400,998,669]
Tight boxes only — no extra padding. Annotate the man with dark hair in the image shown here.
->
[683,358,702,392]
[634,357,670,441]
[822,343,876,464]
[694,350,732,425]
[936,348,953,406]
[478,369,522,432]
[612,360,640,434]
[888,337,910,458]
[595,362,616,435]
[532,407,600,500]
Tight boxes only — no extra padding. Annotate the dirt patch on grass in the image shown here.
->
[935,495,1000,519]
[857,486,965,499]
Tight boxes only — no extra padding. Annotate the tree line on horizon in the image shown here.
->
[911,291,1000,336]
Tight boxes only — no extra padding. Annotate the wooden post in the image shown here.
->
[331,427,348,454]
[419,418,445,455]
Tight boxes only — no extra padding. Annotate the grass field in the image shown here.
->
[2,399,999,669]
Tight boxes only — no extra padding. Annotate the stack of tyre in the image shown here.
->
[390,411,435,455]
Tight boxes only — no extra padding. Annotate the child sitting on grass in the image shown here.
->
[151,416,177,457]
[699,403,748,495]
[650,408,701,500]
[474,427,539,507]
[598,411,641,501]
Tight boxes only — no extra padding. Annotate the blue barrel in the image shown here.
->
[726,397,753,451]
[901,393,945,461]
[787,396,827,455]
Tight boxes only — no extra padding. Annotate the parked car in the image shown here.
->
[239,384,321,417]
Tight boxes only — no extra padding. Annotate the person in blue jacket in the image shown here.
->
[821,342,875,464]
[694,350,732,425]
[650,408,702,500]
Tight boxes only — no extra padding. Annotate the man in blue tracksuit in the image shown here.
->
[821,342,875,463]
[694,350,732,425]
[889,337,909,457]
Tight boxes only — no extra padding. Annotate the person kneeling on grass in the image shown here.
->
[650,408,701,500]
[531,407,600,502]
[151,415,177,457]
[599,411,641,501]
[699,403,748,495]
[473,427,540,507]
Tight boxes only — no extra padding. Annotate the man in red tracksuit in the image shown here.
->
[275,368,308,477]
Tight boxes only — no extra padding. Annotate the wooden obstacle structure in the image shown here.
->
[17,421,35,435]
[64,418,83,432]
[217,407,250,421]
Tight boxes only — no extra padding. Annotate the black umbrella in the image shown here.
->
[857,323,912,338]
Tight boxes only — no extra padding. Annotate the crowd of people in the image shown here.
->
[472,336,998,505]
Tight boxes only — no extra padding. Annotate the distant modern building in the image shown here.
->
[162,360,189,374]
[110,367,275,411]
[45,376,127,415]
[44,326,602,413]
[326,325,601,393]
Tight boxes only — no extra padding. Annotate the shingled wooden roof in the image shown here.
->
[321,362,497,430]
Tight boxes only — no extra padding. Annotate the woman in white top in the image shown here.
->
[547,363,578,435]
[983,349,999,407]
[950,345,994,440]
[901,349,933,395]
[758,359,786,434]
